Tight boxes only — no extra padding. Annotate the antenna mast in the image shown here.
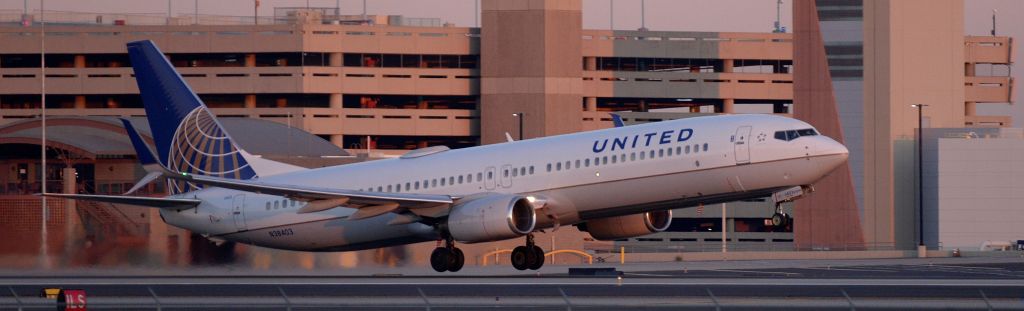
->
[774,0,784,33]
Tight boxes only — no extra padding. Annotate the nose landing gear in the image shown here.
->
[511,234,545,271]
[770,203,791,227]
[430,237,464,273]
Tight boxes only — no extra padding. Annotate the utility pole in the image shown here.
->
[194,0,198,25]
[911,104,929,257]
[254,0,258,25]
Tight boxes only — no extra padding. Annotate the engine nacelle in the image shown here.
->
[446,194,536,243]
[579,210,672,241]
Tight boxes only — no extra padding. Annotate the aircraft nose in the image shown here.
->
[820,136,849,161]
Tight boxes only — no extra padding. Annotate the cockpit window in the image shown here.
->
[774,128,819,141]
[797,129,818,136]
[786,130,799,141]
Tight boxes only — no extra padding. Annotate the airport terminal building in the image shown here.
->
[0,0,1017,268]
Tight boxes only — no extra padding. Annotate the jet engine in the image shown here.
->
[446,194,536,243]
[578,210,672,241]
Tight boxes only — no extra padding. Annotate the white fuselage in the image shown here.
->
[160,114,848,251]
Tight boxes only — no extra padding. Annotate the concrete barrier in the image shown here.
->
[622,250,954,262]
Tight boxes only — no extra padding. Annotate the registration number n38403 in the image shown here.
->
[268,228,294,237]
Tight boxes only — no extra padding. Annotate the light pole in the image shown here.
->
[40,0,50,269]
[911,104,928,253]
[512,113,524,140]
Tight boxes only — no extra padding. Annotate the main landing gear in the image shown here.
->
[511,234,545,271]
[430,237,464,273]
[770,203,791,227]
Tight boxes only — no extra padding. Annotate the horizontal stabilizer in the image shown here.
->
[39,193,201,209]
[124,171,163,195]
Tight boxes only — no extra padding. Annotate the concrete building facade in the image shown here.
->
[921,127,1024,250]
[794,0,1015,250]
[0,5,794,154]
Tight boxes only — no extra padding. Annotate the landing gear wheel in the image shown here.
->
[771,213,790,227]
[448,247,465,272]
[529,245,545,270]
[524,246,540,269]
[511,246,530,270]
[430,247,451,272]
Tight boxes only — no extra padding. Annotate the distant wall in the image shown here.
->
[933,137,1024,249]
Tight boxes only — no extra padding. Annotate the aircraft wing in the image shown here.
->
[39,193,201,209]
[165,171,454,219]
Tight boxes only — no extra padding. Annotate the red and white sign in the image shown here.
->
[62,289,87,311]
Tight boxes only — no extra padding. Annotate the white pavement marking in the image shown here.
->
[898,264,1024,278]
[707,269,801,276]
[801,267,902,273]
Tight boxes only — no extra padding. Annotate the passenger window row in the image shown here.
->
[266,198,300,211]
[359,165,537,193]
[546,143,710,173]
[352,141,713,194]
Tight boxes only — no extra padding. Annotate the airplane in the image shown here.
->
[43,40,849,273]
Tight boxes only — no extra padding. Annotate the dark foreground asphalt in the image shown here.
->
[0,261,1021,310]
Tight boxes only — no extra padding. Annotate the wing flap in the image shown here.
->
[296,197,350,214]
[348,203,400,220]
[40,193,201,209]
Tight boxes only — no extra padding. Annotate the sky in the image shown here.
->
[1,0,1020,125]
[2,0,792,32]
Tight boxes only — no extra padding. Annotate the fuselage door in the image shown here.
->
[231,194,247,231]
[485,166,497,190]
[734,126,752,164]
[500,164,513,188]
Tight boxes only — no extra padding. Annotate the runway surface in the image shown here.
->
[2,256,1023,310]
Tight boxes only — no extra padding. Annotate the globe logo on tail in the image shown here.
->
[167,107,255,194]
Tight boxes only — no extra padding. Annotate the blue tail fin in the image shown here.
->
[610,113,625,127]
[127,40,256,194]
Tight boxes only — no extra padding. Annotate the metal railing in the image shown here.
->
[584,241,901,255]
[0,284,1011,310]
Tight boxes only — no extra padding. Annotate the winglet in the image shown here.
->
[504,132,515,143]
[120,118,158,166]
[121,118,169,194]
[610,113,625,127]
